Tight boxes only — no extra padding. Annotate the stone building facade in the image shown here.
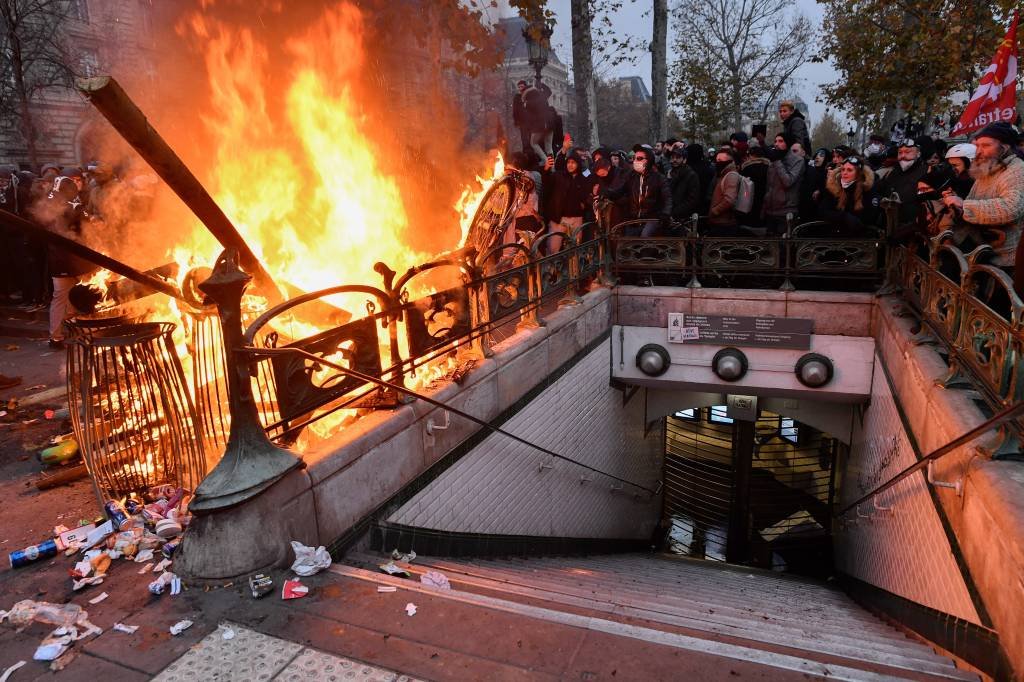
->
[0,0,174,169]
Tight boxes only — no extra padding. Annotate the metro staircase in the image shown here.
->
[338,552,977,681]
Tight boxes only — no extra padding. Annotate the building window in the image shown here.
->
[79,50,99,78]
[73,0,89,22]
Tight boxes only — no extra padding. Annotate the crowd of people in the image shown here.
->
[507,77,1024,293]
[0,161,156,348]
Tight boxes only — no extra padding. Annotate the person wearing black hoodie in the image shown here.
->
[874,137,927,227]
[543,150,597,253]
[739,146,770,227]
[668,147,700,231]
[685,143,714,215]
[601,145,672,236]
[592,156,630,231]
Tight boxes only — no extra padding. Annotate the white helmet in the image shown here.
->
[945,143,976,160]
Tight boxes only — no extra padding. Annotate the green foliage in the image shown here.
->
[810,110,849,150]
[818,0,1018,120]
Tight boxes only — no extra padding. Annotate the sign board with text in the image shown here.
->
[667,313,812,350]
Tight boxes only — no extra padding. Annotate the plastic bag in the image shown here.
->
[0,600,99,636]
[289,541,331,577]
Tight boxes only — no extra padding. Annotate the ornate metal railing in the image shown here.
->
[890,234,1024,457]
[234,228,603,442]
[608,220,885,290]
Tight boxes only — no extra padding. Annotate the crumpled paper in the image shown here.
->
[420,570,451,590]
[290,541,331,577]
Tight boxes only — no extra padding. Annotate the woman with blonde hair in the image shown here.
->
[817,155,877,235]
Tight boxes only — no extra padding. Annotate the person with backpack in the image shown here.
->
[708,148,747,235]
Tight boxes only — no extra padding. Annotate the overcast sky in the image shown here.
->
[491,0,840,127]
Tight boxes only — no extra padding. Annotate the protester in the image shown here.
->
[511,80,530,154]
[708,148,742,234]
[507,152,543,247]
[739,146,770,227]
[762,133,805,233]
[543,150,596,253]
[941,122,1024,272]
[944,143,976,198]
[668,147,700,230]
[875,138,927,227]
[523,79,553,162]
[34,168,97,349]
[601,145,671,237]
[818,155,877,235]
[779,100,812,153]
[730,132,750,164]
[592,156,629,230]
[685,143,714,215]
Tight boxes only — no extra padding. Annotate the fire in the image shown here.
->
[457,154,506,248]
[134,3,510,447]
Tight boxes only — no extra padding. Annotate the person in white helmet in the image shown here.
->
[944,143,976,198]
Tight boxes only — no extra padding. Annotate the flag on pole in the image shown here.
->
[951,12,1019,137]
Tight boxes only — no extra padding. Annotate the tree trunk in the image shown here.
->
[649,0,668,143]
[570,0,599,148]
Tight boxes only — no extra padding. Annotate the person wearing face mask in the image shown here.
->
[913,167,958,239]
[708,148,743,235]
[874,137,928,227]
[600,144,671,236]
[818,155,878,236]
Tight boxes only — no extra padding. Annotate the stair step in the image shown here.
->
[333,563,976,682]
[380,553,959,674]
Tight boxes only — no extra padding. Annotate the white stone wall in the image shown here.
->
[834,353,981,624]
[387,338,664,539]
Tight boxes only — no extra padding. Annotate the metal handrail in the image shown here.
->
[837,401,1024,516]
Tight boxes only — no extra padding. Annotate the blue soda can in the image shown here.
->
[162,541,178,559]
[9,539,59,568]
[104,499,130,530]
[124,496,144,515]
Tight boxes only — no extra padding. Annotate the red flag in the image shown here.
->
[951,12,1019,137]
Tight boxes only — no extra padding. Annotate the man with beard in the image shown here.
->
[941,122,1024,279]
[875,138,927,227]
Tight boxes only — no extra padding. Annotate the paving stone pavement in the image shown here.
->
[153,623,419,682]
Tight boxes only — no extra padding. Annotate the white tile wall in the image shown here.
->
[834,354,981,624]
[388,339,663,539]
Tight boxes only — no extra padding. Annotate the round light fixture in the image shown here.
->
[795,353,834,388]
[712,347,748,382]
[635,344,671,377]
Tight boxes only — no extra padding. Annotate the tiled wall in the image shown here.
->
[834,354,981,625]
[388,339,664,539]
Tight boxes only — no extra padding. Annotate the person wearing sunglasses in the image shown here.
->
[818,155,877,236]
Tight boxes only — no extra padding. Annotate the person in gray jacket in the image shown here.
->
[763,133,805,234]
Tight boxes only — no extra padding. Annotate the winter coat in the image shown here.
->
[818,166,878,235]
[763,151,805,218]
[669,163,701,223]
[709,163,741,227]
[512,92,526,129]
[40,177,97,278]
[522,83,552,135]
[961,153,1024,266]
[739,157,769,225]
[874,158,927,225]
[782,110,812,153]
[595,166,630,228]
[544,165,598,223]
[603,168,672,222]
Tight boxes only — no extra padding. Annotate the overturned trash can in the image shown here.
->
[66,320,208,507]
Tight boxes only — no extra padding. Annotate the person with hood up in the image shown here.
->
[874,137,928,227]
[685,143,714,214]
[944,143,976,199]
[818,155,877,236]
[601,144,671,236]
[740,146,770,227]
[729,132,750,164]
[708,148,743,235]
[668,147,700,231]
[762,133,806,233]
[543,150,597,253]
[592,156,629,231]
[779,100,811,153]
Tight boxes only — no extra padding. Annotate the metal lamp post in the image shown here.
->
[522,20,553,82]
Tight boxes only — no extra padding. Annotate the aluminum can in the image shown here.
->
[104,500,130,531]
[9,539,58,568]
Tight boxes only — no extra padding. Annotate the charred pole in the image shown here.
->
[0,210,186,303]
[75,76,280,301]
